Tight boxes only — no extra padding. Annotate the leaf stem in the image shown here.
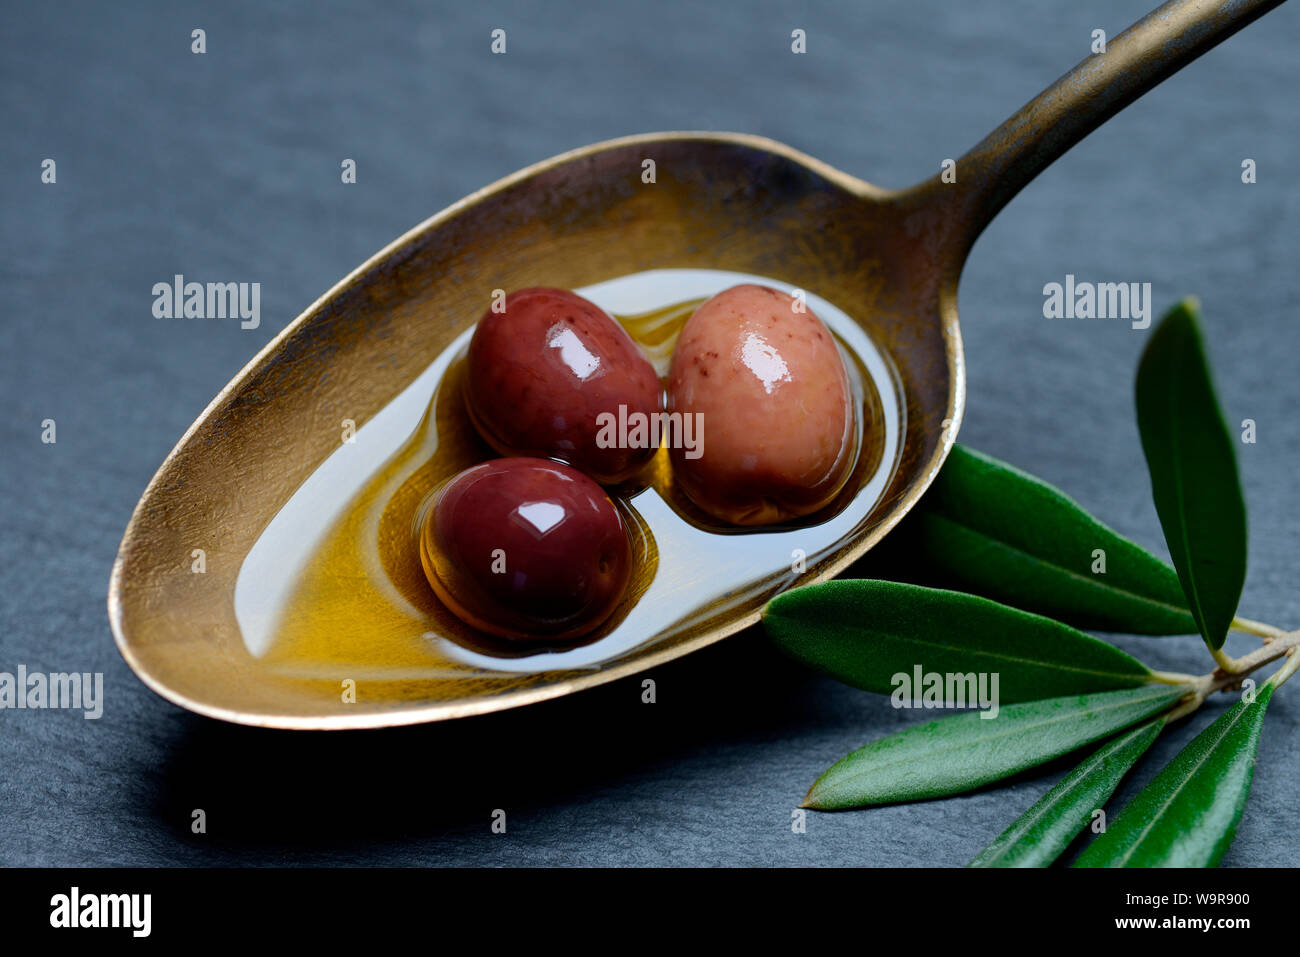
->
[1230,615,1286,641]
[1167,629,1300,722]
[1212,628,1300,676]
[1162,695,1202,725]
[1264,647,1300,690]
[1149,669,1201,686]
[1210,645,1239,673]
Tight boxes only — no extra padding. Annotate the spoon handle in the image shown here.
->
[921,0,1285,259]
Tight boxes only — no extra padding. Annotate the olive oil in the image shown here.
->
[234,269,901,683]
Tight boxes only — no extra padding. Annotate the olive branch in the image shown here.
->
[762,299,1296,868]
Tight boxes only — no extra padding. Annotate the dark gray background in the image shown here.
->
[2,0,1297,867]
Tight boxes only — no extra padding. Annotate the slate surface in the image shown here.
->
[2,0,1297,867]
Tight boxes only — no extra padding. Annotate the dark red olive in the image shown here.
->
[464,287,663,484]
[419,457,632,640]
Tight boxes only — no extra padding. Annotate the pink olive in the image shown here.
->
[419,457,632,640]
[667,284,857,526]
[464,287,662,484]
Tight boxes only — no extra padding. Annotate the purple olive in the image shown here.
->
[464,287,663,484]
[419,457,632,640]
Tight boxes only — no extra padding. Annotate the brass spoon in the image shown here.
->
[109,0,1283,728]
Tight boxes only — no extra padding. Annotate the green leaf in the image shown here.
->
[1073,684,1274,868]
[968,718,1163,868]
[1135,299,1247,651]
[764,579,1159,704]
[802,685,1188,810]
[857,445,1196,634]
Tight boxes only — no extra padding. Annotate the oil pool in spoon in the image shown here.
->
[232,268,898,672]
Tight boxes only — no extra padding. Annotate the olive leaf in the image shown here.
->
[1135,299,1247,651]
[801,685,1188,810]
[967,718,1163,868]
[855,445,1196,635]
[764,579,1160,704]
[1073,684,1274,868]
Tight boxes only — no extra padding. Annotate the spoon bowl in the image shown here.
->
[108,0,1282,728]
[109,133,958,728]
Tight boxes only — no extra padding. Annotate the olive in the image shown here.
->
[419,457,632,640]
[464,287,662,484]
[667,284,857,526]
